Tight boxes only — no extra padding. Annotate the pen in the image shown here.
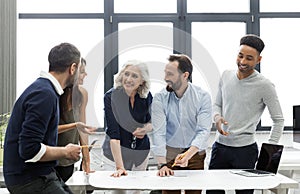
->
[171,151,188,167]
[80,144,101,148]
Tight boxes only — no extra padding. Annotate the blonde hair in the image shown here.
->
[114,60,150,98]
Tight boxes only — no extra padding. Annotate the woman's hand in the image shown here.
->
[132,127,147,139]
[132,123,152,139]
[76,122,97,134]
[81,159,95,174]
[111,167,128,177]
[81,147,95,174]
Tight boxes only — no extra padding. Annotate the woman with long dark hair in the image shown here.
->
[55,58,96,182]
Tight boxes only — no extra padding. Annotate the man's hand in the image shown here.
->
[157,165,174,177]
[64,143,81,161]
[215,115,229,136]
[172,153,189,167]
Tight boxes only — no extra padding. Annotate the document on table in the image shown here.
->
[88,170,281,190]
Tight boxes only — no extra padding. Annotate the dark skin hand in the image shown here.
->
[215,115,229,136]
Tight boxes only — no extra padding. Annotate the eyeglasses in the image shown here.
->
[131,136,137,149]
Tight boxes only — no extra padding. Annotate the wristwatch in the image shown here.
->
[158,163,168,169]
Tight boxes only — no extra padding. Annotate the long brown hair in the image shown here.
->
[59,58,86,120]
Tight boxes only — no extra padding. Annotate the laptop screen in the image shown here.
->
[255,143,284,174]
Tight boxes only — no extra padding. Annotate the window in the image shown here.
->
[15,0,300,131]
[17,19,104,127]
[191,22,246,99]
[118,23,173,95]
[17,0,104,13]
[260,18,300,127]
[187,0,249,13]
[260,0,300,12]
[114,0,176,13]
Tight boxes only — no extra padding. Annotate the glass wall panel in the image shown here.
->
[187,0,249,13]
[118,23,173,95]
[260,18,300,127]
[260,0,300,12]
[114,0,176,13]
[17,0,104,13]
[17,19,104,127]
[191,22,246,100]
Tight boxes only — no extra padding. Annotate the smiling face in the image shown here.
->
[122,65,143,96]
[77,63,87,85]
[164,61,185,91]
[236,44,262,79]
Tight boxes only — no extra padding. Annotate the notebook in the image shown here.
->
[231,143,284,177]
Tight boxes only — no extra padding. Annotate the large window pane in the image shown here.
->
[187,0,249,13]
[260,18,300,127]
[191,22,246,100]
[118,23,173,95]
[17,0,104,13]
[114,0,176,13]
[17,19,104,127]
[260,0,300,12]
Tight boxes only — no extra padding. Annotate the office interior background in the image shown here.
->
[1,0,300,141]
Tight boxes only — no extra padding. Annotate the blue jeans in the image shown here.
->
[7,171,73,194]
[206,142,258,194]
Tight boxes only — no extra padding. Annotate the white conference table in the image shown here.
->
[279,151,300,172]
[66,170,299,194]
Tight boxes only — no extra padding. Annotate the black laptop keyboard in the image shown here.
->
[244,169,271,175]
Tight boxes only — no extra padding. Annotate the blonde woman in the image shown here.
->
[102,60,152,190]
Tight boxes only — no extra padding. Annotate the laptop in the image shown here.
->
[231,143,284,177]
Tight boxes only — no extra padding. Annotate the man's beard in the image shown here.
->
[166,85,173,92]
[165,79,181,92]
[65,74,76,88]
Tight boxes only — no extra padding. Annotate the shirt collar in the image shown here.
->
[39,71,64,95]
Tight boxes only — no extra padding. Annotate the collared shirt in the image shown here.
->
[150,82,212,157]
[40,71,64,95]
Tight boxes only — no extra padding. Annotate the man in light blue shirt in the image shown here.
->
[150,54,212,194]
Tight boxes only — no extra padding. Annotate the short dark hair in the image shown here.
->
[240,34,265,54]
[168,54,193,82]
[48,42,81,73]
